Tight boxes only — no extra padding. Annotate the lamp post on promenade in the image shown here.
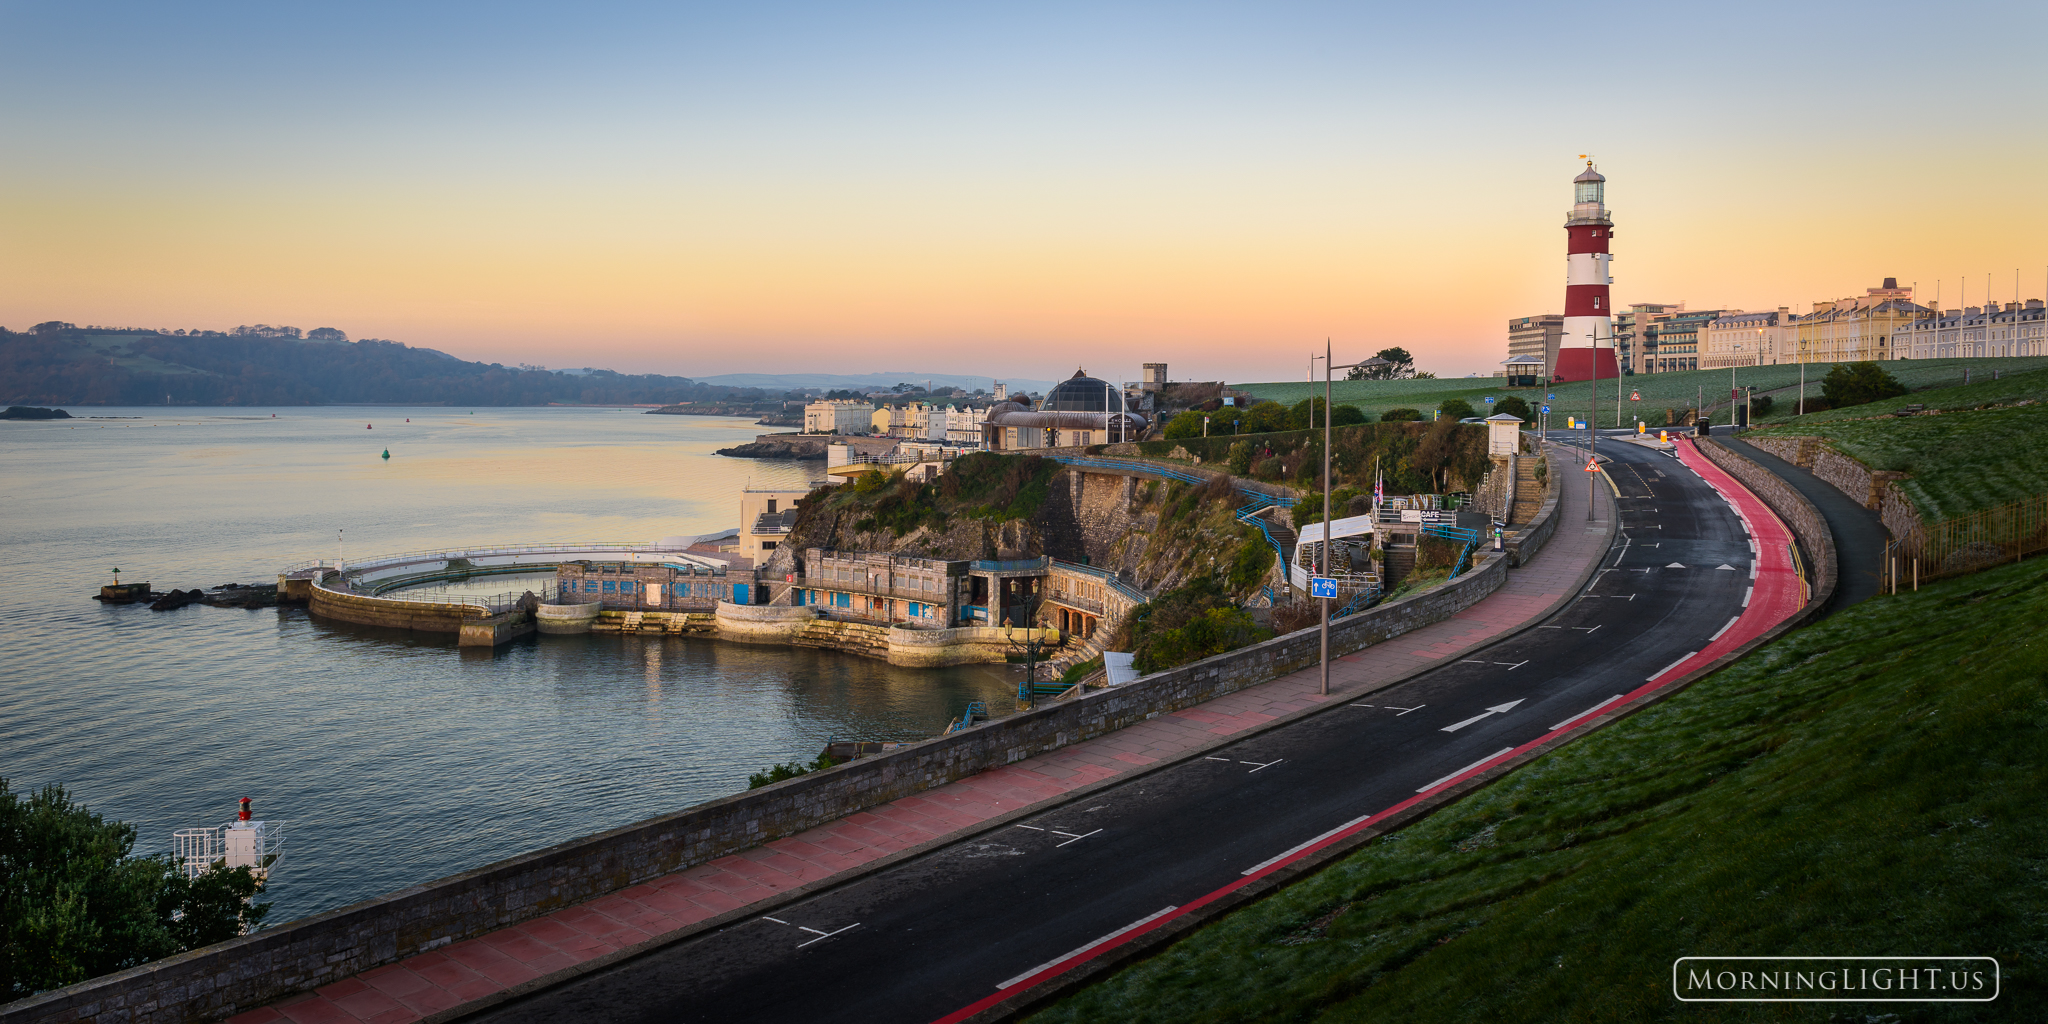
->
[1310,340,1368,697]
[1586,331,1599,522]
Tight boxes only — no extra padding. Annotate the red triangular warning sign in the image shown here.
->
[1584,457,1599,473]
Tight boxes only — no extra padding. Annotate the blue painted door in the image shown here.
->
[733,583,749,604]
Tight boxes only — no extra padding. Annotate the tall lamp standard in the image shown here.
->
[1309,341,1374,697]
[1585,331,1599,522]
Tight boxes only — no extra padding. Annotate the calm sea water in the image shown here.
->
[0,406,1014,923]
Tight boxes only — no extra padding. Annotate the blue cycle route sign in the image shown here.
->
[1548,393,1556,400]
[1485,396,1495,404]
[1310,577,1340,599]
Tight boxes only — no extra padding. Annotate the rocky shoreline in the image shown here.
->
[94,583,283,610]
[714,434,899,460]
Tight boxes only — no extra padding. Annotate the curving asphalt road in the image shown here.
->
[1710,427,1885,613]
[463,435,1790,1024]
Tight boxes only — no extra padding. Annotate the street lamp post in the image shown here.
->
[1310,340,1366,697]
[1586,331,1599,522]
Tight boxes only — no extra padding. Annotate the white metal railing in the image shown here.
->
[283,540,697,577]
[174,820,285,882]
[310,568,557,614]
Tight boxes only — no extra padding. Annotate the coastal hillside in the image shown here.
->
[764,453,1278,616]
[0,324,766,407]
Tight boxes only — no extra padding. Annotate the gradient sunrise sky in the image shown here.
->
[4,1,2043,383]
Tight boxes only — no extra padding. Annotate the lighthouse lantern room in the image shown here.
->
[1555,161,1617,382]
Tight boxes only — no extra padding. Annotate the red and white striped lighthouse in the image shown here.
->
[1554,161,1617,382]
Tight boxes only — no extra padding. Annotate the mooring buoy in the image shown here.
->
[381,449,390,460]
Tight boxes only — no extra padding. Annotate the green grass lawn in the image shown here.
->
[1236,358,2048,428]
[1748,402,2048,521]
[1029,557,2048,1024]
[1752,365,2048,426]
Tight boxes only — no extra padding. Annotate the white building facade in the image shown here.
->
[804,399,872,435]
[1700,308,1795,368]
[1892,300,2047,360]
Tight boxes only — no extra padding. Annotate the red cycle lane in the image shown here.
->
[934,436,1808,1024]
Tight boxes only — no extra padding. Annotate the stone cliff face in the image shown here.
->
[761,495,1043,579]
[763,466,1274,612]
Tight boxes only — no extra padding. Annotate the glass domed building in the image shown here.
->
[982,368,1147,450]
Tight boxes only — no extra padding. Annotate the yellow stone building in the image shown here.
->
[1791,278,1926,364]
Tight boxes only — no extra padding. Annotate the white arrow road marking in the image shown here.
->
[1666,562,1687,568]
[1440,699,1526,733]
[1716,564,1737,570]
[997,907,1179,988]
[1647,651,1698,682]
[1551,695,1626,731]
[1239,759,1284,773]
[1416,747,1518,793]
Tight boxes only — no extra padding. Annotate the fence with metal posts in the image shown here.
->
[1886,493,2048,588]
[1421,523,1484,580]
[311,568,556,615]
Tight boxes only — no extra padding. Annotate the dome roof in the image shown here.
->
[1573,162,1605,184]
[1043,367,1125,414]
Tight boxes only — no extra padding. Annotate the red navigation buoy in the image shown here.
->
[366,424,372,429]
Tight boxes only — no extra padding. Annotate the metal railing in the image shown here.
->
[1045,454,1297,507]
[971,556,1049,573]
[311,569,555,614]
[1893,493,2048,583]
[282,540,697,577]
[1421,524,1484,580]
[1048,558,1149,604]
[1236,494,1292,574]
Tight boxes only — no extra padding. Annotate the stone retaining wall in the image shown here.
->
[1697,439,1837,606]
[3,549,1508,1024]
[1503,447,1560,568]
[1741,434,1924,544]
[306,583,477,634]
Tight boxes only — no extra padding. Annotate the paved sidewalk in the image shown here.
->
[232,462,1612,1024]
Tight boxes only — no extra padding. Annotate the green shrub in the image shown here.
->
[1162,411,1208,439]
[1244,400,1293,433]
[1,781,271,998]
[1820,361,1908,408]
[1493,395,1532,420]
[1226,530,1276,592]
[1226,441,1253,475]
[1380,407,1423,422]
[746,751,845,789]
[1130,576,1273,673]
[1437,398,1476,420]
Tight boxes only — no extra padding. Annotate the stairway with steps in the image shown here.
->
[1041,638,1103,681]
[1510,458,1545,524]
[1381,542,1416,589]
